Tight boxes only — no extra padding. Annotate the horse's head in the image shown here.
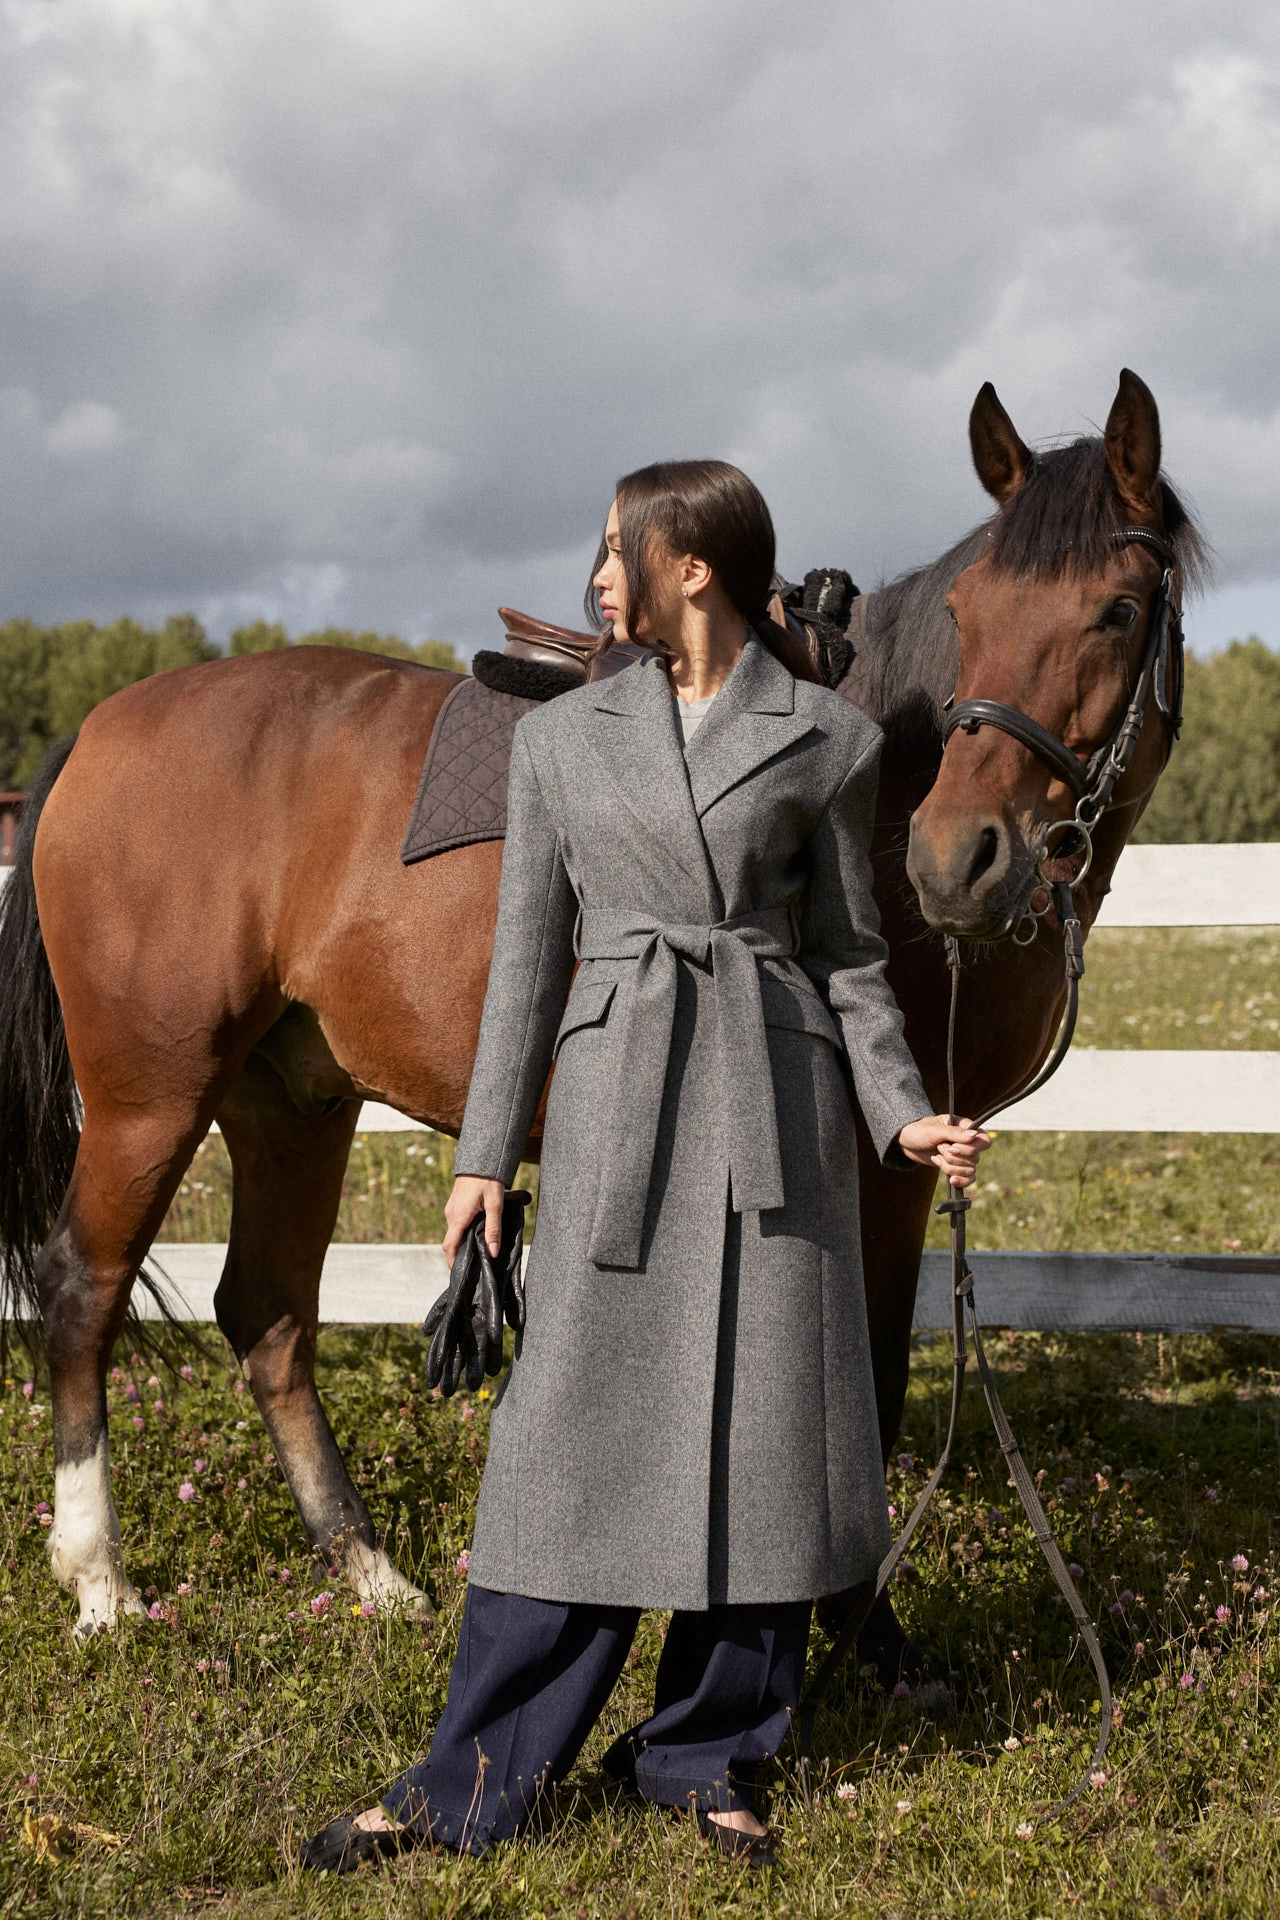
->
[906,370,1203,939]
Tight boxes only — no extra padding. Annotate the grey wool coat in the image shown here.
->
[454,633,932,1611]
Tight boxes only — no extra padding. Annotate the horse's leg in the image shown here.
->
[43,1104,212,1633]
[213,1057,430,1613]
[822,1123,942,1689]
[859,1145,942,1471]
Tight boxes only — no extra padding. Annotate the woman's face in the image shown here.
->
[593,498,689,644]
[593,501,628,638]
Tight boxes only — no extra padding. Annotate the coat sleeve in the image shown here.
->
[453,722,578,1184]
[800,729,933,1165]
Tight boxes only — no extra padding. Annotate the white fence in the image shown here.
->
[137,1244,1280,1335]
[1000,842,1280,1131]
[6,842,1278,1329]
[6,841,1280,1135]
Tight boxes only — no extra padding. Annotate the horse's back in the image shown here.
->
[37,647,455,900]
[62,646,451,810]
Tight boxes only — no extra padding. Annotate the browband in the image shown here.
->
[1111,525,1178,568]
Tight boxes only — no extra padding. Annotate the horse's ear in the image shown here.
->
[969,382,1032,506]
[1104,368,1162,516]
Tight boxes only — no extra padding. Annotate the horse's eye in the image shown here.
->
[1106,599,1138,630]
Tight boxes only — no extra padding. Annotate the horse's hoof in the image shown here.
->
[343,1542,435,1619]
[848,1586,937,1696]
[370,1586,435,1623]
[399,1588,436,1622]
[899,1677,953,1719]
[71,1582,146,1638]
[860,1635,934,1694]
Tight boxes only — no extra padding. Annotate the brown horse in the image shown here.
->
[0,369,1203,1652]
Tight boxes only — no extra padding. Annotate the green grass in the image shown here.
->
[5,1329,1280,1917]
[9,929,1280,1914]
[1077,926,1280,1051]
[160,1133,540,1247]
[926,1132,1280,1258]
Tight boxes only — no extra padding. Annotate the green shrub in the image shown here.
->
[228,621,465,675]
[1135,638,1280,843]
[0,616,219,787]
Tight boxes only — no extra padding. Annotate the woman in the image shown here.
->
[302,460,988,1872]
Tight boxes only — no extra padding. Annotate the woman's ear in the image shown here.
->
[682,554,714,599]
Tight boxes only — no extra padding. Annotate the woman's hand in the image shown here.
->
[897,1115,992,1187]
[443,1176,506,1264]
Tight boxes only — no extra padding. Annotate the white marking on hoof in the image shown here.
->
[344,1540,433,1617]
[48,1437,144,1633]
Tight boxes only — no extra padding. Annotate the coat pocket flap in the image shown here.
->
[553,979,618,1058]
[759,972,841,1046]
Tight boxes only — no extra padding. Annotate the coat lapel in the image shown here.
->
[684,634,817,818]
[582,653,718,905]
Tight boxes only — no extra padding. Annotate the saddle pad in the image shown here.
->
[399,676,538,865]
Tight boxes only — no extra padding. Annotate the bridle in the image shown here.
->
[797,527,1186,1826]
[941,526,1184,917]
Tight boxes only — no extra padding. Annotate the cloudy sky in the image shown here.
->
[2,0,1277,656]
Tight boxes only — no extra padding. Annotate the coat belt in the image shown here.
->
[575,906,797,1269]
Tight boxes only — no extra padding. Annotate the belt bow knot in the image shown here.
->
[576,906,796,1268]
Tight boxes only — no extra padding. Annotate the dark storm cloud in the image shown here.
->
[1,0,1277,652]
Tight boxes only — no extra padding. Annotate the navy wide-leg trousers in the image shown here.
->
[380,1583,811,1855]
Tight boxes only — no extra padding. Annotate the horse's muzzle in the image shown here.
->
[905,806,1031,938]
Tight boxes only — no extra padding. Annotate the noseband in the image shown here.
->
[942,526,1184,904]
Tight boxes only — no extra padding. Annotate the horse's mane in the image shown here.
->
[860,437,1210,764]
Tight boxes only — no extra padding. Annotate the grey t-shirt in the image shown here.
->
[673,689,716,748]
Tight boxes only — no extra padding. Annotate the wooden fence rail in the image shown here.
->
[140,1242,1280,1334]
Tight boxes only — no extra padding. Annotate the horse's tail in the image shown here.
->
[0,737,80,1327]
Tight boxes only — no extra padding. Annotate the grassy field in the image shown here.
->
[6,924,1280,1916]
[1073,925,1280,1051]
[5,1329,1280,1918]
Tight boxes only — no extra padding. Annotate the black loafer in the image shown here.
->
[299,1814,407,1874]
[696,1808,778,1868]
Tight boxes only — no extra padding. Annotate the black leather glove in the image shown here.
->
[491,1188,531,1334]
[423,1190,531,1397]
[423,1224,486,1396]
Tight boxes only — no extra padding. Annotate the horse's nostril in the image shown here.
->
[966,825,1000,891]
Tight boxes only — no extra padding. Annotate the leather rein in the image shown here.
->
[798,525,1186,1826]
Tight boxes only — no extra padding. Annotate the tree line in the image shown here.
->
[1132,638,1280,842]
[0,616,1275,840]
[0,616,466,790]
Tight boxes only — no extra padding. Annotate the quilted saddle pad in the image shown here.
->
[399,676,538,865]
